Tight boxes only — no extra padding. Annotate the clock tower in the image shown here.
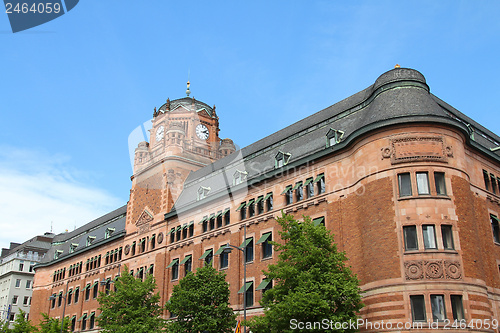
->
[126,90,236,231]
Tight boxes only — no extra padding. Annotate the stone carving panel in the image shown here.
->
[405,259,462,281]
[382,136,451,164]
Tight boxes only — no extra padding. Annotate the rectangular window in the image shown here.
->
[67,290,72,304]
[305,178,314,198]
[316,174,325,194]
[430,295,446,321]
[216,212,223,228]
[416,172,430,195]
[25,280,31,289]
[257,233,273,259]
[172,260,179,280]
[89,313,95,330]
[240,206,247,220]
[491,174,497,194]
[224,208,230,225]
[205,250,213,266]
[93,281,98,298]
[202,217,208,233]
[220,249,229,269]
[434,172,447,195]
[248,200,255,217]
[491,215,500,243]
[403,226,418,251]
[180,256,192,276]
[9,313,15,321]
[256,196,264,214]
[81,315,87,331]
[483,170,490,191]
[51,294,56,308]
[286,187,293,205]
[246,282,254,307]
[410,295,426,322]
[182,226,188,239]
[292,181,303,202]
[398,173,412,197]
[189,223,194,236]
[450,295,465,320]
[422,225,437,249]
[12,295,18,304]
[245,238,254,263]
[19,261,24,271]
[170,228,176,242]
[441,225,454,250]
[74,288,79,303]
[266,193,273,211]
[209,215,215,230]
[23,296,29,305]
[15,279,21,288]
[85,284,91,301]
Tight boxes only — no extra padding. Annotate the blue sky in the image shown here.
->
[1,1,500,250]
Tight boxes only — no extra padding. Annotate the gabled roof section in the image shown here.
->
[167,67,500,216]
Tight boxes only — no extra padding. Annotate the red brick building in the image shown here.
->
[32,67,500,332]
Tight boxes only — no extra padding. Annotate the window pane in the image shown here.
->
[483,170,490,191]
[403,226,418,251]
[423,225,437,249]
[434,172,447,195]
[398,173,412,197]
[245,282,254,307]
[410,295,426,321]
[491,215,500,243]
[245,238,254,263]
[441,225,454,250]
[451,295,465,320]
[491,174,497,194]
[431,295,446,321]
[416,172,430,195]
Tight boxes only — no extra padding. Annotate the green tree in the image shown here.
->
[11,309,37,333]
[247,213,363,333]
[97,266,164,333]
[165,264,236,333]
[38,313,69,333]
[1,318,11,332]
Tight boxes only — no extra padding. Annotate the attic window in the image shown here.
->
[54,250,63,259]
[86,236,96,246]
[69,243,78,254]
[197,186,211,201]
[105,228,115,239]
[233,170,248,185]
[275,151,291,168]
[326,128,345,147]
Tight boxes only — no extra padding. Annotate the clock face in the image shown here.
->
[155,126,164,142]
[196,124,209,140]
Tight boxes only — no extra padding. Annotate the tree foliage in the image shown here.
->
[165,264,236,333]
[38,313,69,333]
[11,309,37,333]
[97,265,164,333]
[247,213,363,333]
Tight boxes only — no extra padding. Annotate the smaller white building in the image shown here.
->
[0,234,53,328]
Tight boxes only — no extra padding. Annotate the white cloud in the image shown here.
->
[0,146,123,251]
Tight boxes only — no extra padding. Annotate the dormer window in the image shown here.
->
[197,186,211,200]
[233,170,248,185]
[86,236,96,246]
[326,128,345,147]
[275,151,291,168]
[54,250,63,260]
[105,227,115,239]
[69,243,78,254]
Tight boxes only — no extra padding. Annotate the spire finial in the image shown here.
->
[394,64,401,68]
[186,69,191,96]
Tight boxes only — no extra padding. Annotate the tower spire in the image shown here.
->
[186,69,191,96]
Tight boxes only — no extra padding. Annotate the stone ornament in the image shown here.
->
[124,245,130,255]
[405,259,462,281]
[157,232,164,244]
[382,136,452,164]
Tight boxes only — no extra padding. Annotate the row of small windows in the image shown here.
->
[167,232,273,281]
[128,234,157,257]
[200,209,231,233]
[283,174,325,205]
[237,194,273,220]
[403,225,454,251]
[483,170,500,194]
[11,295,31,306]
[13,278,32,289]
[398,172,447,197]
[170,222,195,242]
[130,264,155,281]
[105,247,123,265]
[410,294,464,322]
